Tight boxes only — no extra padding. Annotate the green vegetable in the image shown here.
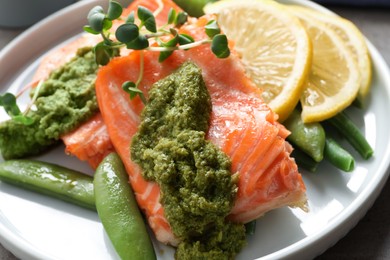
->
[84,1,230,94]
[0,159,95,210]
[353,96,365,109]
[291,147,319,172]
[173,0,217,17]
[0,90,36,126]
[205,20,221,38]
[138,6,157,33]
[94,153,156,260]
[0,47,98,160]
[245,220,257,236]
[84,1,229,63]
[122,80,147,104]
[284,109,326,162]
[106,0,123,21]
[131,62,245,258]
[324,137,355,172]
[211,34,230,58]
[327,111,373,159]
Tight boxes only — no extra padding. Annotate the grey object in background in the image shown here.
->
[0,0,76,28]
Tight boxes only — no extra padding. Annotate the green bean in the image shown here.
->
[291,147,319,172]
[353,96,364,109]
[327,111,373,159]
[245,220,257,236]
[324,137,355,172]
[284,109,326,162]
[0,159,95,210]
[94,153,156,260]
[173,0,216,17]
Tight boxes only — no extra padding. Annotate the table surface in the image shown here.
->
[0,3,389,260]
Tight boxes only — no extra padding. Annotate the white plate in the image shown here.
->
[0,0,389,259]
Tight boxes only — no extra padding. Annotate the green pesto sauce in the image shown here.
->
[0,47,98,159]
[131,62,246,259]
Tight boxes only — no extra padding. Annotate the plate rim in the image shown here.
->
[0,0,389,259]
[0,1,106,259]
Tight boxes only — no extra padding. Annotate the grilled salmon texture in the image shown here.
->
[61,113,115,169]
[32,0,307,247]
[94,0,307,246]
[31,0,181,169]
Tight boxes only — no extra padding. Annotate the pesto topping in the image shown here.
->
[0,47,98,159]
[131,62,246,259]
[176,223,246,260]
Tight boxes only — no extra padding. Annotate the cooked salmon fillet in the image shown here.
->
[94,0,307,246]
[61,113,115,169]
[31,0,182,168]
[32,35,100,83]
[31,0,307,247]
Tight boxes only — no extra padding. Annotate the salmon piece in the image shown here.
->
[30,29,103,169]
[61,113,115,169]
[208,95,306,223]
[32,34,101,83]
[32,0,181,82]
[95,2,306,246]
[32,0,150,83]
[31,34,108,169]
[97,52,181,245]
[29,0,183,169]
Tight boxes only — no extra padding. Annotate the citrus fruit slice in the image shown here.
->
[204,0,312,122]
[289,5,371,105]
[288,7,360,122]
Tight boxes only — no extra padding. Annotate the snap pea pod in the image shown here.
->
[327,111,373,160]
[245,220,257,236]
[0,159,95,210]
[324,137,355,172]
[173,0,216,17]
[94,153,156,260]
[291,147,319,172]
[284,109,326,162]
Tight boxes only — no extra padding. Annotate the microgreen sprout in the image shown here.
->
[84,0,230,102]
[0,93,23,119]
[122,51,147,105]
[84,1,123,65]
[122,82,147,104]
[0,80,44,125]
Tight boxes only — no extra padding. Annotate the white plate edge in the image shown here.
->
[0,0,389,259]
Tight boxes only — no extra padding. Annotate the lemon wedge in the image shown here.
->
[289,5,371,105]
[288,7,360,123]
[204,0,312,122]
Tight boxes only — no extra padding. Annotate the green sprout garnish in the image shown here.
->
[122,50,147,104]
[84,0,230,103]
[0,80,44,125]
[122,81,147,104]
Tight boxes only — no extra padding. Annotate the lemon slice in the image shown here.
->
[204,0,311,122]
[288,7,360,123]
[289,5,371,105]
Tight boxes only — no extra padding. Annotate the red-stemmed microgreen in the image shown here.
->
[84,1,230,103]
